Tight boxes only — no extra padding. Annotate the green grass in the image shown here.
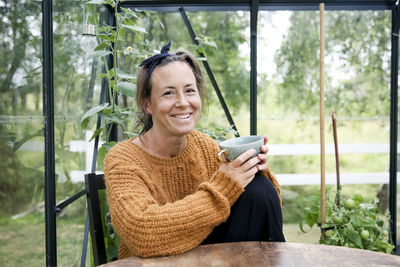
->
[0,213,89,267]
[0,214,321,267]
[283,224,321,243]
[0,215,45,266]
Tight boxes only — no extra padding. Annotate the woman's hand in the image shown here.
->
[218,135,269,188]
[218,148,261,188]
[256,135,269,172]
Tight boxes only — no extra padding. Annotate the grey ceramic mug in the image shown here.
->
[217,135,264,162]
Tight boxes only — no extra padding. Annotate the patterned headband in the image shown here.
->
[140,40,173,78]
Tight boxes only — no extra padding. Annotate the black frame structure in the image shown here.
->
[42,0,56,266]
[42,0,399,266]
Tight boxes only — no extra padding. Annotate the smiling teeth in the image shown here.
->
[175,114,190,119]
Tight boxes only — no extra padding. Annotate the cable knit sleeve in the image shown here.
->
[104,144,244,258]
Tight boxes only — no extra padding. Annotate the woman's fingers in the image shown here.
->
[260,144,268,154]
[240,154,261,171]
[232,149,257,167]
[240,165,259,187]
[219,148,265,188]
[263,135,269,145]
[257,162,267,171]
[260,135,269,154]
[257,153,267,161]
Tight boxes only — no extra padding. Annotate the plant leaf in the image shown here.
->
[87,50,111,60]
[117,69,136,79]
[321,224,334,229]
[204,41,218,49]
[86,0,109,5]
[196,57,208,61]
[98,73,108,79]
[97,145,107,164]
[344,227,363,249]
[89,127,104,142]
[80,103,109,129]
[123,131,139,138]
[97,141,117,163]
[121,7,139,18]
[352,194,364,203]
[120,24,147,33]
[196,46,205,55]
[94,41,110,51]
[116,82,136,98]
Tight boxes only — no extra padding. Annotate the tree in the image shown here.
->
[275,10,391,117]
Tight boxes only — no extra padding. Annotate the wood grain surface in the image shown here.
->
[100,242,400,267]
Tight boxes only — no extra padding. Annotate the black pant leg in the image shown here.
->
[202,172,285,245]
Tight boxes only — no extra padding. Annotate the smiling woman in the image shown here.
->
[139,61,202,156]
[103,41,285,259]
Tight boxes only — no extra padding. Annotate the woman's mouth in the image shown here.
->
[172,113,191,120]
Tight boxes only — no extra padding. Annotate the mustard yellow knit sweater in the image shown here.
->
[104,130,280,259]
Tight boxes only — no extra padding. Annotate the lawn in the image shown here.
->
[0,214,320,267]
[0,213,89,267]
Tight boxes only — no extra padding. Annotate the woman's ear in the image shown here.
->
[144,99,152,115]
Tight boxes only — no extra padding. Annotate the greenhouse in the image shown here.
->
[1,0,400,266]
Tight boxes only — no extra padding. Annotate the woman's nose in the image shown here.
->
[175,93,189,107]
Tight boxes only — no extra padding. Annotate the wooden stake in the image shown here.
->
[319,2,326,228]
[331,109,341,207]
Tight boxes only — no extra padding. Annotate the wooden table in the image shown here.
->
[100,242,400,267]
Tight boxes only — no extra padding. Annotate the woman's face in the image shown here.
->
[145,61,201,137]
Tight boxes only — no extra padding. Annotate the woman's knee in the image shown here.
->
[243,173,280,204]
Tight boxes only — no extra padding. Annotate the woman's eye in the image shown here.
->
[163,91,173,96]
[186,88,197,94]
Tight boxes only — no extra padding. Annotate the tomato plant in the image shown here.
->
[344,198,356,210]
[299,188,394,254]
[360,230,370,239]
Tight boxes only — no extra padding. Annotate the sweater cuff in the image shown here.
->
[207,170,244,206]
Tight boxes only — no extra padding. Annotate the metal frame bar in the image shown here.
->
[250,0,258,135]
[179,7,240,136]
[122,0,395,11]
[85,173,107,266]
[54,189,86,213]
[106,4,119,143]
[122,0,395,3]
[389,3,399,253]
[42,0,56,266]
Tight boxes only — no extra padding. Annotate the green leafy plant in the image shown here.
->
[80,1,148,263]
[197,125,238,143]
[80,0,152,162]
[99,190,120,262]
[300,188,394,254]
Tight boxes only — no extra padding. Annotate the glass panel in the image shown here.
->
[258,10,392,246]
[114,10,250,138]
[0,1,45,266]
[53,0,102,265]
[187,11,251,136]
